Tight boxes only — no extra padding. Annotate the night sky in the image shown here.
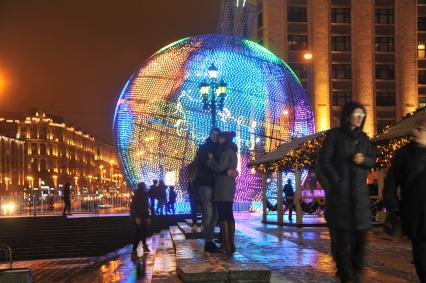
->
[0,0,221,143]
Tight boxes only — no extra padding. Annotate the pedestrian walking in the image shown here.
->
[194,128,221,252]
[207,131,239,254]
[383,117,426,282]
[148,180,158,215]
[167,186,177,214]
[62,182,72,216]
[130,182,151,260]
[318,101,376,282]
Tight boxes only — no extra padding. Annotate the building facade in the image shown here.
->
[94,140,124,193]
[0,110,96,193]
[0,127,25,194]
[257,0,425,135]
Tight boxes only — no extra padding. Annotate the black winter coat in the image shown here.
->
[383,141,426,237]
[319,127,376,230]
[130,189,150,223]
[193,139,219,187]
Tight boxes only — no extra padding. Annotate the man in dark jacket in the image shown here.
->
[319,102,376,282]
[131,182,151,260]
[62,182,72,217]
[383,118,426,282]
[194,128,221,252]
[283,179,295,220]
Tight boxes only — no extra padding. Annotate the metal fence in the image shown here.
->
[0,194,132,217]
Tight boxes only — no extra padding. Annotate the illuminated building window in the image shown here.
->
[31,144,37,155]
[375,37,395,52]
[332,91,352,106]
[331,36,351,51]
[40,144,46,155]
[418,70,426,84]
[375,9,394,24]
[376,91,395,106]
[418,44,426,58]
[40,159,47,173]
[419,96,426,108]
[376,64,395,80]
[418,17,426,31]
[332,64,352,79]
[331,8,351,23]
[288,34,308,50]
[288,6,307,22]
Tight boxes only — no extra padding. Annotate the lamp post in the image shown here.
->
[199,64,227,129]
[304,52,313,101]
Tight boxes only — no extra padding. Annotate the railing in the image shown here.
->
[257,190,384,223]
[0,244,12,270]
[0,194,131,217]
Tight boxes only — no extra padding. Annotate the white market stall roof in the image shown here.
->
[374,107,426,142]
[249,131,326,166]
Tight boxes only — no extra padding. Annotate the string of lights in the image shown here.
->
[113,34,315,202]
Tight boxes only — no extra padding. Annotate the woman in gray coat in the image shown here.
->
[207,131,238,253]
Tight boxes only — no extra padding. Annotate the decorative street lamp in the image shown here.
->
[303,52,313,100]
[199,64,227,128]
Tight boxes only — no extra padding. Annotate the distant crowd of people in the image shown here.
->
[147,180,177,215]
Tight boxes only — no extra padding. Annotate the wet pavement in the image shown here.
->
[4,213,419,282]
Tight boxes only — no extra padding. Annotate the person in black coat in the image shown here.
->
[131,182,151,260]
[318,101,376,282]
[383,118,426,282]
[283,179,295,221]
[62,182,72,216]
[167,186,177,214]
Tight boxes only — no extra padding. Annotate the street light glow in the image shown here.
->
[208,64,219,79]
[304,52,313,60]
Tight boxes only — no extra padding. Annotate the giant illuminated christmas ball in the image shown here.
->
[113,34,314,202]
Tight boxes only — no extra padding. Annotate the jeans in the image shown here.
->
[199,186,217,242]
[189,191,200,224]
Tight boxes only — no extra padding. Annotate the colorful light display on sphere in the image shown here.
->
[113,34,315,204]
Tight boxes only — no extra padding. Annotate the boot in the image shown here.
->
[204,241,219,253]
[219,221,233,254]
[142,243,150,253]
[229,220,236,253]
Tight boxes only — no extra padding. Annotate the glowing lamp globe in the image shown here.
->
[113,34,314,202]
